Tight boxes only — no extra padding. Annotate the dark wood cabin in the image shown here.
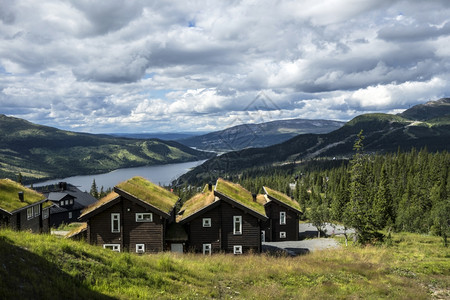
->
[261,186,302,242]
[0,178,51,233]
[79,176,179,253]
[35,182,98,228]
[178,178,268,254]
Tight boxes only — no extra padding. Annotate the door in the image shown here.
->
[171,243,183,253]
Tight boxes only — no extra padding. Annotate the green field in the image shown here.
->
[0,229,448,299]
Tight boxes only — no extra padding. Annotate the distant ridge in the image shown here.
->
[399,98,450,121]
[178,118,345,152]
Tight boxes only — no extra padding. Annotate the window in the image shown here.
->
[60,201,64,206]
[203,244,211,255]
[233,216,242,235]
[111,213,120,233]
[42,209,49,220]
[34,205,40,217]
[261,230,266,242]
[68,211,72,219]
[202,218,211,227]
[136,244,145,253]
[27,207,33,220]
[233,245,243,255]
[103,244,120,252]
[136,213,153,222]
[65,200,69,206]
[280,232,286,238]
[280,211,286,225]
[69,199,73,205]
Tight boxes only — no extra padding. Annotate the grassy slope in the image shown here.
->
[0,115,212,183]
[0,229,448,299]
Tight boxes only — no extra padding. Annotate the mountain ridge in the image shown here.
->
[177,98,450,185]
[178,118,345,152]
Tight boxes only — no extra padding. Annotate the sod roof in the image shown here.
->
[0,179,46,213]
[177,185,215,222]
[65,222,87,239]
[79,191,119,218]
[263,186,302,212]
[215,178,266,216]
[115,176,178,214]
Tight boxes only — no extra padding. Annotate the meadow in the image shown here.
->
[0,229,448,299]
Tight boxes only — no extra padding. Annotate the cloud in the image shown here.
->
[0,0,450,133]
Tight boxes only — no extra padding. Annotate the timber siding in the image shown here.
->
[263,201,299,242]
[86,197,166,252]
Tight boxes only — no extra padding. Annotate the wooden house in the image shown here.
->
[261,186,302,242]
[0,178,51,233]
[36,182,98,228]
[178,178,268,254]
[79,177,180,253]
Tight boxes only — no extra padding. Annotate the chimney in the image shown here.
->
[252,193,257,202]
[208,182,212,191]
[18,191,24,202]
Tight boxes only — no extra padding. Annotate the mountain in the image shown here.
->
[178,118,345,152]
[399,98,450,121]
[0,115,212,183]
[177,98,450,185]
[109,132,204,140]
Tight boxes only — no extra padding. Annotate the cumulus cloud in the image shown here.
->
[0,0,450,133]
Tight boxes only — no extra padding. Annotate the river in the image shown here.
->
[32,160,206,192]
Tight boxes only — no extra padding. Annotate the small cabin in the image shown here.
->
[178,178,268,254]
[0,179,51,233]
[261,186,302,242]
[36,182,98,228]
[79,177,180,253]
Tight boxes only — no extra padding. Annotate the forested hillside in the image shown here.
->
[219,147,449,244]
[0,115,212,183]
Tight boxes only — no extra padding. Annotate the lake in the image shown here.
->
[32,160,206,192]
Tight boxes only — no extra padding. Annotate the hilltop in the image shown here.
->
[178,98,450,184]
[178,118,344,152]
[0,115,212,183]
[0,229,448,299]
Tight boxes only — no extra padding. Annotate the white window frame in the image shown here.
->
[103,244,120,252]
[136,212,153,222]
[34,205,40,217]
[136,244,145,253]
[68,211,72,219]
[27,207,33,220]
[111,213,120,233]
[233,245,243,255]
[202,218,211,227]
[261,230,265,243]
[203,243,212,255]
[280,211,286,225]
[233,216,242,235]
[65,200,69,206]
[60,201,64,206]
[280,231,286,239]
[42,208,49,220]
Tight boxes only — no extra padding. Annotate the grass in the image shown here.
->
[115,177,179,214]
[178,185,215,221]
[215,178,266,216]
[264,186,302,212]
[0,178,46,212]
[0,229,448,299]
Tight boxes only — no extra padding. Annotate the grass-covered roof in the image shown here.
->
[79,191,119,218]
[177,185,215,221]
[215,178,266,216]
[264,186,302,212]
[0,178,46,213]
[115,176,178,214]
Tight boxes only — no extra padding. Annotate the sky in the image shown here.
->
[1,0,450,133]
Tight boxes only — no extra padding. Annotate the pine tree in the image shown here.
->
[90,179,99,199]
